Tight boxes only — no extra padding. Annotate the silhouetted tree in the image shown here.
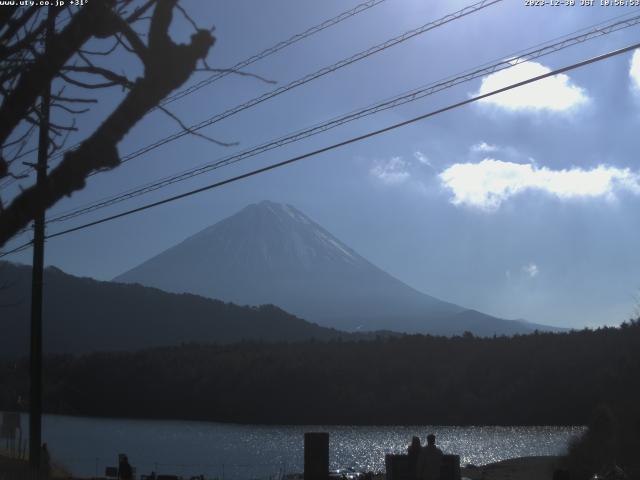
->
[0,0,223,247]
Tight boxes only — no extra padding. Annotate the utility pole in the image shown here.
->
[29,5,54,470]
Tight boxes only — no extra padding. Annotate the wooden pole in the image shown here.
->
[29,5,54,470]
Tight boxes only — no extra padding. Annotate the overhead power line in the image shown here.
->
[0,0,389,190]
[160,0,389,107]
[107,0,502,168]
[0,0,503,192]
[0,239,33,257]
[44,11,640,225]
[1,38,635,260]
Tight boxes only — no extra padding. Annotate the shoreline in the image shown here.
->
[2,451,562,480]
[462,456,562,480]
[2,413,575,479]
[2,409,586,428]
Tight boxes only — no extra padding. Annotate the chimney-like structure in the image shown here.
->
[304,432,329,480]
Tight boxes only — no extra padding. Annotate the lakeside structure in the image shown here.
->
[302,433,461,480]
[383,435,460,480]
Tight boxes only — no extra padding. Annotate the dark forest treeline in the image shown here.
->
[1,321,639,427]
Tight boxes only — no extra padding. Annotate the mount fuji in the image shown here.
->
[114,201,559,336]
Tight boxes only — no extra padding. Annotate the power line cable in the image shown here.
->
[0,38,632,257]
[1,0,503,192]
[106,0,502,167]
[0,240,33,257]
[0,0,389,190]
[160,0,390,107]
[44,11,640,225]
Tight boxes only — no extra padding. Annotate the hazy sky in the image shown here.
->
[3,0,640,329]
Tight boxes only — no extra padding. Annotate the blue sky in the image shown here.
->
[3,0,640,329]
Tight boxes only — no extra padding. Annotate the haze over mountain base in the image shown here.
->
[0,261,347,357]
[115,201,562,336]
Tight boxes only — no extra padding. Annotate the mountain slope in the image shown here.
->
[115,201,559,335]
[0,261,348,357]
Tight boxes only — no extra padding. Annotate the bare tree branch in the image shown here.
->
[195,66,276,85]
[126,0,158,23]
[0,7,38,46]
[175,3,199,32]
[51,104,91,115]
[60,66,134,89]
[50,95,98,104]
[0,0,216,246]
[79,39,119,57]
[157,106,237,147]
[116,19,148,62]
[0,1,121,147]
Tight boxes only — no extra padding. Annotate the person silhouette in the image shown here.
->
[408,436,421,480]
[41,443,51,479]
[118,455,133,480]
[416,434,443,480]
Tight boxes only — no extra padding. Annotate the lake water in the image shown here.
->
[10,414,584,479]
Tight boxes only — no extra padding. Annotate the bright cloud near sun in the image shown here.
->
[629,49,640,92]
[439,159,640,211]
[522,263,539,278]
[370,156,410,184]
[475,61,588,112]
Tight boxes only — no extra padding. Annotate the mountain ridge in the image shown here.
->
[115,200,562,336]
[0,260,354,357]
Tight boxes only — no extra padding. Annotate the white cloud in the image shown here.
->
[630,49,640,92]
[439,159,640,211]
[522,263,539,278]
[471,142,499,153]
[370,156,410,184]
[414,151,432,166]
[475,61,588,112]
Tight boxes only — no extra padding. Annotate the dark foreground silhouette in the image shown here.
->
[386,434,456,480]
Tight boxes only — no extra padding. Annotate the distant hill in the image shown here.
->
[0,261,349,357]
[115,200,562,336]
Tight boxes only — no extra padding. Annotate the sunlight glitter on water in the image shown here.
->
[31,414,584,479]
